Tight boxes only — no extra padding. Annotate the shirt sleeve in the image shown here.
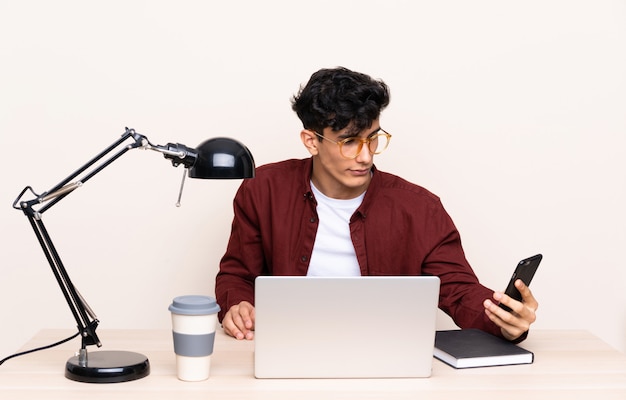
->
[215,180,265,322]
[421,201,504,339]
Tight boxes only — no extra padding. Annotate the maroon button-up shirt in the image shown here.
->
[216,157,502,338]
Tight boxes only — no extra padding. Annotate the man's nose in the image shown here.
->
[355,142,373,163]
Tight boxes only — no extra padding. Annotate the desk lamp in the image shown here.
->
[12,127,255,383]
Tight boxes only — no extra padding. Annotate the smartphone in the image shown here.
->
[499,254,542,311]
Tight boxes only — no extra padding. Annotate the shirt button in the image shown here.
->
[309,217,317,223]
[301,255,308,262]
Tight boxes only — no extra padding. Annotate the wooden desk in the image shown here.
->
[1,328,625,399]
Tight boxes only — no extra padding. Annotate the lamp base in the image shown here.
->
[65,350,150,383]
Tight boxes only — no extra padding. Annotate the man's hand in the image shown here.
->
[483,279,538,341]
[222,301,255,340]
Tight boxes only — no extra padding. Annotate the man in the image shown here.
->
[215,67,538,342]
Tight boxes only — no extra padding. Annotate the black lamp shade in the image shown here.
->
[189,137,255,179]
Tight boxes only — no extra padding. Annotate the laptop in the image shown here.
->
[254,276,440,379]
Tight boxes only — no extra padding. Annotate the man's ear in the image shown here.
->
[300,129,319,156]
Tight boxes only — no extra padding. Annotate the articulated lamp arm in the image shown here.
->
[11,128,195,351]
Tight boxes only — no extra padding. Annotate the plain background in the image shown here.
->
[1,0,624,362]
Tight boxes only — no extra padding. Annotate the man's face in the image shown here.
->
[308,120,381,200]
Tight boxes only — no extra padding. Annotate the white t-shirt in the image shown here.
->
[306,182,365,276]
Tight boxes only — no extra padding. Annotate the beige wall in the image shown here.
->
[1,0,625,360]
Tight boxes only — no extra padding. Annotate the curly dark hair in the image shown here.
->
[291,67,390,137]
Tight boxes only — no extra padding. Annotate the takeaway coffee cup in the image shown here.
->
[168,295,221,381]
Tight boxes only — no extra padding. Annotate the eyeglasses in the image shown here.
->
[312,129,392,160]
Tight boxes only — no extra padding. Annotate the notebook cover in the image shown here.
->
[434,329,534,369]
